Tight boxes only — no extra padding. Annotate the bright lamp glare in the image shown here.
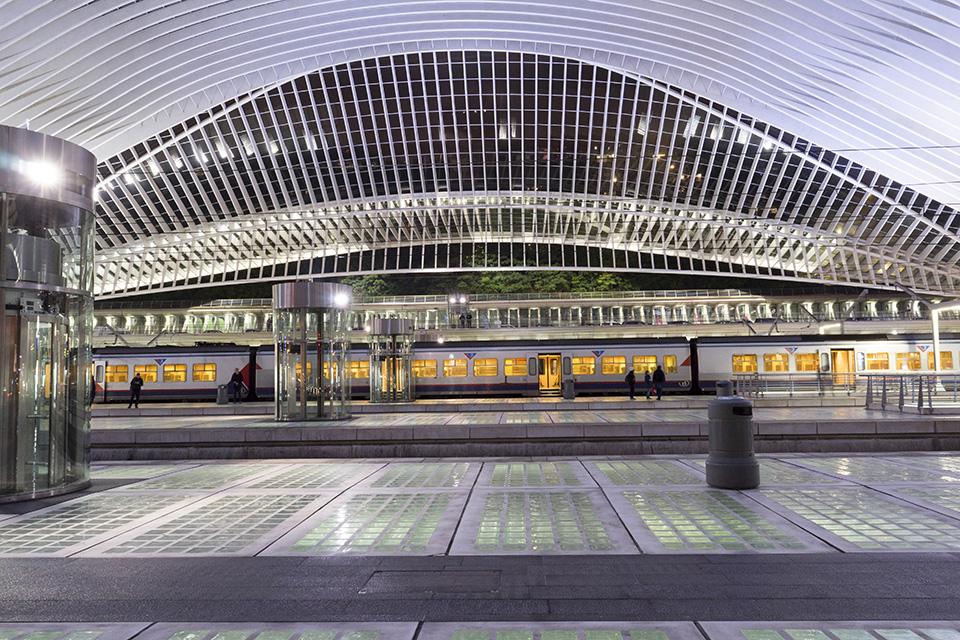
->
[21,160,60,187]
[333,292,350,308]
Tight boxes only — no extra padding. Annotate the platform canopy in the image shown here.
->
[3,1,960,297]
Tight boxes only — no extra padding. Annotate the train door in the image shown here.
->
[538,354,561,396]
[831,348,856,387]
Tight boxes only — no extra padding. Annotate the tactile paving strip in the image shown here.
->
[120,464,283,491]
[80,494,327,556]
[364,463,478,489]
[90,464,196,480]
[136,623,419,640]
[450,489,638,554]
[418,622,704,640]
[244,464,379,490]
[591,460,702,486]
[699,622,960,640]
[608,489,830,553]
[0,494,196,556]
[265,492,467,555]
[0,623,150,640]
[479,462,593,487]
[792,458,960,484]
[754,488,960,551]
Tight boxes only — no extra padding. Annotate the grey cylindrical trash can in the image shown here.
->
[563,378,576,400]
[705,380,759,489]
[217,384,229,405]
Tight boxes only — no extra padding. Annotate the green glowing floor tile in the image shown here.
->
[754,487,960,551]
[480,462,594,488]
[120,464,283,490]
[246,463,379,490]
[136,624,417,640]
[591,460,701,486]
[701,623,960,640]
[450,489,637,554]
[90,464,195,480]
[794,457,960,483]
[607,489,834,554]
[0,624,150,640]
[264,491,467,555]
[884,455,960,476]
[364,462,479,489]
[419,622,704,640]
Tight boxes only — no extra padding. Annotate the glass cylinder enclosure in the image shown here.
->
[369,318,414,403]
[273,282,352,421]
[1,125,96,502]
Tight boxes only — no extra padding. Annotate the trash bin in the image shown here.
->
[217,384,229,405]
[563,378,576,400]
[705,380,759,489]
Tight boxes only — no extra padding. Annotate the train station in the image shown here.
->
[4,1,960,639]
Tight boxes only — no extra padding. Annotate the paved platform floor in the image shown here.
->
[3,453,960,632]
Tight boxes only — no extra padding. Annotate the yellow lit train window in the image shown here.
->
[105,364,128,383]
[928,351,953,370]
[322,362,339,379]
[633,355,657,373]
[295,362,313,380]
[444,358,467,377]
[413,360,437,377]
[350,360,370,379]
[163,363,187,382]
[602,356,626,375]
[504,358,527,375]
[134,364,158,382]
[664,354,678,374]
[732,354,757,373]
[795,353,819,372]
[896,352,921,370]
[763,353,789,372]
[866,353,889,370]
[193,363,216,382]
[572,357,595,375]
[474,358,498,377]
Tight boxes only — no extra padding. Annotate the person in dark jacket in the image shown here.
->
[230,368,245,403]
[625,368,636,399]
[652,365,666,400]
[128,373,143,408]
[644,369,652,399]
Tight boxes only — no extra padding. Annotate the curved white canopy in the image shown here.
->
[3,1,959,296]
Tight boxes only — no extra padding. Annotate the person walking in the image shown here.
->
[652,365,666,400]
[644,369,652,399]
[625,368,636,399]
[230,368,245,403]
[128,372,143,408]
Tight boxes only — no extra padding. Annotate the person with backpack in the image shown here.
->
[625,368,636,399]
[652,365,666,400]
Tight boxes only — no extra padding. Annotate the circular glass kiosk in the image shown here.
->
[273,282,352,421]
[0,125,96,502]
[369,318,414,403]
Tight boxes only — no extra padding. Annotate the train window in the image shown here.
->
[732,354,757,373]
[322,362,339,380]
[105,364,127,383]
[474,358,498,376]
[896,352,921,370]
[504,358,527,375]
[528,357,537,376]
[295,362,313,381]
[664,355,677,374]
[95,364,104,383]
[928,351,953,370]
[865,353,889,370]
[562,357,571,376]
[572,356,595,375]
[412,360,437,377]
[193,363,216,382]
[134,364,158,382]
[163,364,187,382]
[633,355,657,373]
[763,354,789,372]
[601,356,626,375]
[444,358,467,377]
[795,354,819,372]
[349,361,370,379]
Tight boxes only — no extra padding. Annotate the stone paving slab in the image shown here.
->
[699,622,960,640]
[418,622,704,640]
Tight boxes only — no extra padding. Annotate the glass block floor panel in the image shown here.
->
[608,489,831,553]
[684,459,849,485]
[548,411,604,423]
[590,460,703,486]
[136,623,418,640]
[699,622,960,640]
[890,486,960,519]
[754,488,960,551]
[884,455,960,476]
[243,463,380,490]
[0,624,151,640]
[90,464,197,480]
[449,489,637,554]
[0,494,198,556]
[361,462,480,489]
[793,458,960,484]
[79,493,329,557]
[478,461,595,488]
[501,412,553,424]
[447,413,504,425]
[119,464,285,491]
[418,622,704,640]
[263,491,468,555]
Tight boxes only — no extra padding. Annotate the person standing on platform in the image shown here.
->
[128,372,143,408]
[644,369,652,399]
[625,368,636,399]
[230,368,245,403]
[652,365,665,400]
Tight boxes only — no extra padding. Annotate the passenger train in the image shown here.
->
[91,333,956,402]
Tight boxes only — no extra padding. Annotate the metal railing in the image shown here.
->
[864,373,960,414]
[735,372,860,397]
